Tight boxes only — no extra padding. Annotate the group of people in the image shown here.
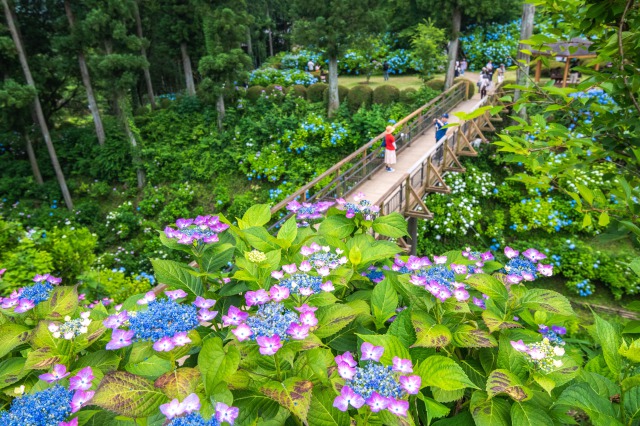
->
[307,59,391,81]
[477,60,506,99]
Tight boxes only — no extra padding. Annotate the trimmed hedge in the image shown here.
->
[290,85,307,99]
[323,85,350,105]
[399,88,417,104]
[454,78,476,99]
[373,85,400,105]
[347,85,373,111]
[265,84,287,95]
[307,83,328,103]
[425,78,445,92]
[246,85,265,102]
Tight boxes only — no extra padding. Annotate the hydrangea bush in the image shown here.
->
[0,203,637,426]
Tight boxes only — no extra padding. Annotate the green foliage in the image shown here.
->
[307,83,328,103]
[79,268,153,303]
[246,85,265,102]
[373,85,400,105]
[323,85,350,104]
[407,20,448,82]
[290,84,307,99]
[425,78,445,92]
[347,85,373,111]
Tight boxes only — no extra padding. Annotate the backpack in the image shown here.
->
[381,137,387,148]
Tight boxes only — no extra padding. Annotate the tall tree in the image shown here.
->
[291,0,382,116]
[2,0,73,209]
[133,0,156,109]
[514,2,535,105]
[63,0,106,145]
[198,1,252,130]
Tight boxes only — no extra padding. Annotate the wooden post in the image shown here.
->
[404,176,411,213]
[535,60,542,83]
[595,63,600,71]
[408,217,418,255]
[562,58,570,88]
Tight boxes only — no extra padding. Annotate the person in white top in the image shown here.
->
[307,59,315,72]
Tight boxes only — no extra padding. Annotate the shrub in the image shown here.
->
[372,84,400,105]
[159,98,172,109]
[246,85,265,102]
[425,78,445,92]
[399,88,417,104]
[134,106,149,116]
[79,268,153,303]
[248,67,318,86]
[454,77,476,99]
[347,85,374,110]
[290,84,307,99]
[322,85,350,104]
[307,83,328,103]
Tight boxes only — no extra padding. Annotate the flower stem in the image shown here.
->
[274,352,282,381]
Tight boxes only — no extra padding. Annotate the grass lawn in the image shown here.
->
[338,74,428,91]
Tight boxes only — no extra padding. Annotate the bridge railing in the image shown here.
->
[268,80,470,230]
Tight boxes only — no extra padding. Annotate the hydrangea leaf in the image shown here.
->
[34,285,78,320]
[372,213,408,238]
[463,274,509,306]
[150,259,204,296]
[371,278,398,328]
[453,324,497,348]
[593,313,622,378]
[315,304,357,338]
[411,310,451,348]
[198,337,240,396]
[0,323,31,358]
[469,390,510,426]
[307,387,350,426]
[416,355,478,391]
[319,215,356,239]
[74,350,121,374]
[554,383,623,426]
[124,355,173,380]
[241,204,272,228]
[356,334,411,364]
[387,307,417,347]
[486,369,532,402]
[481,310,522,334]
[510,401,553,426]
[276,216,298,246]
[260,377,313,422]
[232,389,282,425]
[0,358,28,391]
[518,289,574,317]
[92,371,168,418]
[154,367,201,400]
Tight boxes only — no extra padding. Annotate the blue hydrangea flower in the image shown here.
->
[348,362,404,400]
[19,282,54,304]
[168,413,220,426]
[278,274,323,296]
[245,302,298,341]
[0,385,73,426]
[129,299,200,342]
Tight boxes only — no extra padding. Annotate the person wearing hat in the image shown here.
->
[384,125,397,172]
[434,114,448,142]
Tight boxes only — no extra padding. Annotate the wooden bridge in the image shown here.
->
[269,80,505,252]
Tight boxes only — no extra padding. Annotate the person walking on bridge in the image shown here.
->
[384,125,397,172]
[434,113,449,142]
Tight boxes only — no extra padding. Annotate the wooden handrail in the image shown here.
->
[269,81,469,214]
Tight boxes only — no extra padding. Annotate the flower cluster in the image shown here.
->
[286,200,334,225]
[573,279,594,297]
[35,364,95,416]
[511,338,565,372]
[0,384,73,426]
[104,292,215,352]
[164,215,229,245]
[336,193,380,221]
[248,68,318,87]
[502,247,553,284]
[0,273,61,313]
[333,343,420,417]
[225,297,317,355]
[247,250,267,263]
[538,324,566,345]
[160,393,238,425]
[408,255,472,302]
[49,312,92,339]
[361,265,386,283]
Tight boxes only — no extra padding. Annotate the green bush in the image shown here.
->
[246,85,265,102]
[399,88,417,104]
[290,84,307,99]
[454,77,476,99]
[347,85,373,110]
[159,98,172,109]
[307,83,328,103]
[134,106,149,116]
[425,78,445,92]
[41,226,97,285]
[79,268,153,304]
[265,84,287,95]
[322,85,350,104]
[0,238,54,294]
[372,84,400,105]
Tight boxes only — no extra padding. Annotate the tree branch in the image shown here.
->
[618,0,640,114]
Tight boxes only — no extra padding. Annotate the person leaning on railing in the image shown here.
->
[434,113,449,142]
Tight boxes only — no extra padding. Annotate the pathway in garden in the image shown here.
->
[351,75,491,205]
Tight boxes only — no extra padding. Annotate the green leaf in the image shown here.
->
[411,310,451,348]
[242,204,272,227]
[464,274,509,305]
[359,240,402,264]
[619,339,640,363]
[420,395,451,424]
[151,259,203,296]
[198,337,240,396]
[622,375,640,392]
[199,243,235,274]
[624,386,640,420]
[453,324,497,348]
[371,279,398,328]
[356,334,411,365]
[315,304,357,338]
[307,388,350,426]
[0,358,27,390]
[387,308,416,347]
[482,310,523,333]
[486,369,532,402]
[372,213,408,238]
[497,334,528,381]
[519,289,574,316]
[0,323,30,357]
[598,211,610,227]
[74,350,121,374]
[319,215,356,239]
[594,313,621,378]
[576,183,594,205]
[580,371,620,396]
[470,390,511,426]
[260,377,313,422]
[348,245,362,266]
[34,285,78,320]
[623,320,640,334]
[554,383,624,426]
[154,367,201,400]
[92,371,168,418]
[125,355,172,380]
[232,390,282,424]
[242,226,282,251]
[277,216,298,245]
[511,402,553,426]
[432,412,474,426]
[416,355,478,391]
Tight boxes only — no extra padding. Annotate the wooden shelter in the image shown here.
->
[531,38,597,87]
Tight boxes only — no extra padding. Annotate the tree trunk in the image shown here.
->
[64,0,106,145]
[24,129,43,185]
[246,26,254,67]
[266,6,274,57]
[216,93,225,131]
[514,3,535,107]
[327,53,339,117]
[181,42,196,96]
[444,7,462,90]
[3,0,74,210]
[115,91,145,189]
[133,0,156,109]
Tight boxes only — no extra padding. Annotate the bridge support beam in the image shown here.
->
[408,216,418,255]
